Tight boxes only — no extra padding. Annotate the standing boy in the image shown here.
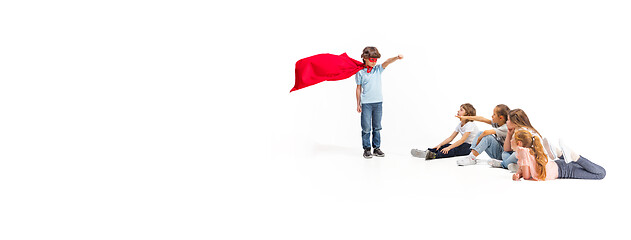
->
[355,46,403,159]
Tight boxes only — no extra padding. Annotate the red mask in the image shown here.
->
[366,58,377,73]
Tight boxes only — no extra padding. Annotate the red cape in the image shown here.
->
[291,53,364,92]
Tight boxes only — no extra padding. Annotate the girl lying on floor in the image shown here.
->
[511,129,606,181]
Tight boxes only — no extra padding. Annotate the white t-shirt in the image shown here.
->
[455,122,479,144]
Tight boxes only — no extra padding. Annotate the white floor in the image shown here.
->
[3,137,625,239]
[3,1,631,239]
[230,141,627,240]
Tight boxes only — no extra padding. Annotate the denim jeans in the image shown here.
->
[361,102,382,150]
[501,151,518,169]
[556,156,606,180]
[470,132,503,160]
[428,143,472,159]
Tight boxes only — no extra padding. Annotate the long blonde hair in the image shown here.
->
[509,109,540,136]
[514,129,548,180]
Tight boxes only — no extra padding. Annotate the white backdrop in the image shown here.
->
[1,0,630,239]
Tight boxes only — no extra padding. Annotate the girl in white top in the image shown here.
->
[411,103,479,160]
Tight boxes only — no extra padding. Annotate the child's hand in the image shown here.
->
[357,105,362,113]
[512,173,521,181]
[440,147,452,154]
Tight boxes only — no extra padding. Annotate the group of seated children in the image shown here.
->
[410,104,606,181]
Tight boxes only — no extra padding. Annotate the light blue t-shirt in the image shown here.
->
[355,64,384,104]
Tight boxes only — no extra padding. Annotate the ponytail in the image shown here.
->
[531,135,548,180]
[515,130,549,180]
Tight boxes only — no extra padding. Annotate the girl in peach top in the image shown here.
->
[512,130,606,181]
[488,109,547,172]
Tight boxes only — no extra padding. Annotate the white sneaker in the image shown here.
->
[488,159,503,168]
[411,148,427,158]
[457,154,477,166]
[507,163,519,173]
[559,139,579,163]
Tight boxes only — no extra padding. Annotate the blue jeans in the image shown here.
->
[501,151,518,169]
[361,102,382,150]
[470,132,503,160]
[428,143,472,159]
[556,156,606,180]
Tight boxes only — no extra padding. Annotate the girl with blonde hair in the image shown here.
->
[512,130,606,181]
[488,109,548,172]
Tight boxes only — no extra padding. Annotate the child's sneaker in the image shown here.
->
[457,153,477,166]
[363,149,373,159]
[507,163,519,173]
[543,138,561,160]
[425,151,436,160]
[559,139,579,163]
[411,149,426,158]
[488,159,503,168]
[373,148,385,157]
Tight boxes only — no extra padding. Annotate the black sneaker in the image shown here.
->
[363,149,373,159]
[373,148,385,157]
[425,151,436,160]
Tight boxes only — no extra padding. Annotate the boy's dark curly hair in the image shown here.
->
[361,46,381,63]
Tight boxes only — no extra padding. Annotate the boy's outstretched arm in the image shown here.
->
[456,115,492,125]
[382,54,404,69]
